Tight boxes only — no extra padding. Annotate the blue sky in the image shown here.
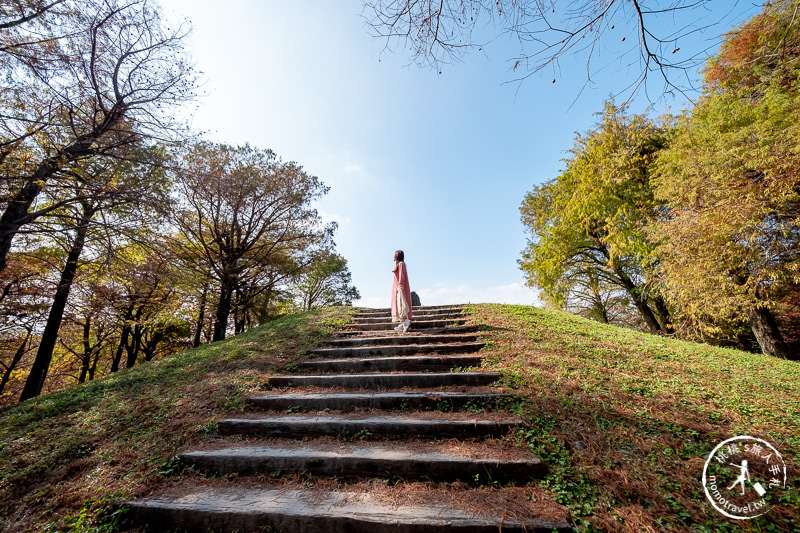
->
[163,1,762,308]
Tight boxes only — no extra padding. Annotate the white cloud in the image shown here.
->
[344,162,368,176]
[416,282,541,306]
[339,157,386,188]
[357,294,391,309]
[317,208,352,227]
[356,282,541,308]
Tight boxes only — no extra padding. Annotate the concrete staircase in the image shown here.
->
[124,305,570,532]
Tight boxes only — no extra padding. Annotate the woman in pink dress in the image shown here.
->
[391,250,412,332]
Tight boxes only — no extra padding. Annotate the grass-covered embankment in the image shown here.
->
[2,303,798,532]
[471,304,799,532]
[0,307,353,532]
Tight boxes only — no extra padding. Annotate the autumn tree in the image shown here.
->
[0,0,194,272]
[101,248,183,372]
[519,103,672,333]
[652,0,800,358]
[57,281,116,384]
[17,144,171,400]
[0,255,49,401]
[560,271,645,329]
[294,250,361,311]
[173,142,334,341]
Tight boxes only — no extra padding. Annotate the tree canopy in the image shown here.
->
[520,0,800,358]
[519,103,672,334]
[651,0,800,358]
[173,142,335,341]
[0,0,195,273]
[0,1,361,404]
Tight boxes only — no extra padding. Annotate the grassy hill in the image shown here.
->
[0,304,797,532]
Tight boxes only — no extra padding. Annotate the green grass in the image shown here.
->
[0,307,353,532]
[2,303,798,532]
[469,304,800,532]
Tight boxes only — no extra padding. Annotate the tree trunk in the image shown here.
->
[78,317,92,384]
[749,307,794,359]
[143,332,163,361]
[631,298,662,334]
[233,288,248,334]
[193,286,207,347]
[595,303,609,324]
[88,352,100,381]
[0,172,49,273]
[0,107,125,273]
[126,320,143,369]
[110,323,131,373]
[612,265,663,334]
[653,296,674,334]
[0,333,29,395]
[213,277,234,341]
[19,204,94,401]
[590,284,609,324]
[234,309,244,335]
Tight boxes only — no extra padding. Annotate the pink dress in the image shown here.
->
[391,261,413,322]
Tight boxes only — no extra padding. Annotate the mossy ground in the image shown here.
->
[1,304,798,532]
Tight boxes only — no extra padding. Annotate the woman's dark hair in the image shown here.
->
[394,250,404,262]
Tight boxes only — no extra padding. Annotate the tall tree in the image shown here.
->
[519,103,672,333]
[58,301,115,384]
[294,250,361,311]
[0,0,194,272]
[173,142,334,341]
[19,198,96,400]
[0,249,51,401]
[652,0,800,358]
[17,143,170,399]
[99,247,178,372]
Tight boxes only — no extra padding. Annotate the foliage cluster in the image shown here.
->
[519,0,800,359]
[0,1,359,405]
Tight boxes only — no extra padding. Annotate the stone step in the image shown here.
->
[268,371,502,389]
[217,414,521,438]
[326,333,480,347]
[299,354,483,373]
[333,324,480,338]
[124,487,570,532]
[349,318,469,332]
[356,305,464,314]
[353,312,464,324]
[179,443,546,483]
[248,391,517,412]
[310,342,484,358]
[354,308,464,317]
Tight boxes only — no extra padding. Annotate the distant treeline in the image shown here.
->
[520,1,799,359]
[0,1,358,405]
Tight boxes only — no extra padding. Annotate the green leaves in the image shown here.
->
[519,103,670,332]
[521,1,800,356]
[650,4,800,354]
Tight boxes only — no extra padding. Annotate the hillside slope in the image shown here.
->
[471,304,799,531]
[0,304,797,532]
[0,307,353,532]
